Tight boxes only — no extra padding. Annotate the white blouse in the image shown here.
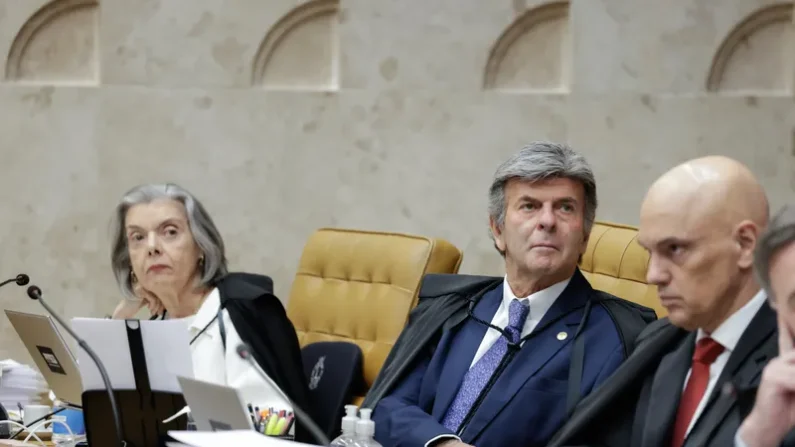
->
[178,288,292,414]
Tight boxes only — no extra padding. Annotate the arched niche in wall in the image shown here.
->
[706,3,794,93]
[251,0,339,90]
[483,1,570,92]
[6,0,99,83]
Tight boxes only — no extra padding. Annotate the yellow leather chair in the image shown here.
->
[580,221,666,318]
[286,228,464,404]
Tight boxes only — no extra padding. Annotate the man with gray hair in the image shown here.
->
[363,142,655,447]
[735,204,795,447]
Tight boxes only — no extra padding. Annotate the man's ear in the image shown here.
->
[581,229,591,256]
[735,220,758,269]
[489,216,507,254]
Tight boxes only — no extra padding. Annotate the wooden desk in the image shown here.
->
[0,440,55,446]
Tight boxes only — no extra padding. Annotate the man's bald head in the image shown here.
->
[638,156,769,333]
[641,156,769,232]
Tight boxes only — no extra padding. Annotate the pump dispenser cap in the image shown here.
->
[356,408,375,437]
[341,405,359,432]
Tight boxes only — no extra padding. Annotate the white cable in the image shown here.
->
[23,419,74,444]
[0,420,44,444]
[53,400,84,413]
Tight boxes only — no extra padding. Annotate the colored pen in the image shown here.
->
[278,414,292,435]
[247,403,258,431]
[260,409,269,426]
[283,414,295,435]
[260,413,271,434]
[275,417,287,435]
[266,414,280,435]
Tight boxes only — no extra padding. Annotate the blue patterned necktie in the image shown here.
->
[441,298,530,432]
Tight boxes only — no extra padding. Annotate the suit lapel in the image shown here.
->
[547,322,687,447]
[432,284,502,419]
[684,303,777,446]
[640,332,695,447]
[461,270,591,440]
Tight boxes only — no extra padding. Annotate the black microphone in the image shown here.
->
[27,285,125,447]
[0,274,29,288]
[235,343,330,445]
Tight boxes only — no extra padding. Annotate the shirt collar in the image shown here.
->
[502,275,571,318]
[697,288,767,352]
[188,288,221,335]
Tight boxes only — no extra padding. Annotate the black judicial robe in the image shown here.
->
[215,272,313,444]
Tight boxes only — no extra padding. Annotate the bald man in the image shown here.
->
[547,156,778,447]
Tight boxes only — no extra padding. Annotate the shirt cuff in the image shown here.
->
[425,434,461,447]
[735,430,749,447]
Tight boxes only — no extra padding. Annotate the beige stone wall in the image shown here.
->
[0,0,793,364]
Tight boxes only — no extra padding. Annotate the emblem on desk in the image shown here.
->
[557,332,568,341]
[309,355,325,390]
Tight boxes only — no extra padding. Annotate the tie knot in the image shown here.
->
[693,337,724,365]
[508,299,530,330]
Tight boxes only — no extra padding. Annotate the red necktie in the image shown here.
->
[669,337,725,447]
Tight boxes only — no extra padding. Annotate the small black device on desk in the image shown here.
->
[0,403,9,439]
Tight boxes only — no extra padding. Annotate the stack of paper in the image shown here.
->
[168,430,322,447]
[0,359,49,413]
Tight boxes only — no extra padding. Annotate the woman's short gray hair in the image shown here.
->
[488,141,598,239]
[110,183,228,299]
[754,204,795,299]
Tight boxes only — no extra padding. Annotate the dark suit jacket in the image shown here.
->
[372,270,633,447]
[547,300,778,447]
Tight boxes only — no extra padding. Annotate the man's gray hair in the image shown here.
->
[754,204,795,298]
[109,183,228,299]
[488,141,598,244]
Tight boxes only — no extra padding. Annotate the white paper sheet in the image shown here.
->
[140,320,194,392]
[70,318,193,393]
[70,318,135,390]
[167,430,322,447]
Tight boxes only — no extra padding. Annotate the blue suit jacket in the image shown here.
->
[373,271,626,447]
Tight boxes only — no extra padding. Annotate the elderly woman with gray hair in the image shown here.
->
[108,183,311,441]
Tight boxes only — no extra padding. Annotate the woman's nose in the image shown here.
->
[146,233,161,254]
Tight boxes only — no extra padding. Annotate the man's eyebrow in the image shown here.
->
[515,195,579,203]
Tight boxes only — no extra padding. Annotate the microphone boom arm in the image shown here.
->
[27,286,125,447]
[0,274,29,288]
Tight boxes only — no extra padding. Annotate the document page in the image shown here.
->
[71,318,193,392]
[168,430,322,447]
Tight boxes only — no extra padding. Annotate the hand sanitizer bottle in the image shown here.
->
[330,405,359,446]
[352,408,382,447]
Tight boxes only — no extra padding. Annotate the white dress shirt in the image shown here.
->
[178,288,292,414]
[426,276,570,446]
[469,276,570,367]
[682,289,767,438]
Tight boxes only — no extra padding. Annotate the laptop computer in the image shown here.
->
[176,376,254,432]
[5,310,83,406]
